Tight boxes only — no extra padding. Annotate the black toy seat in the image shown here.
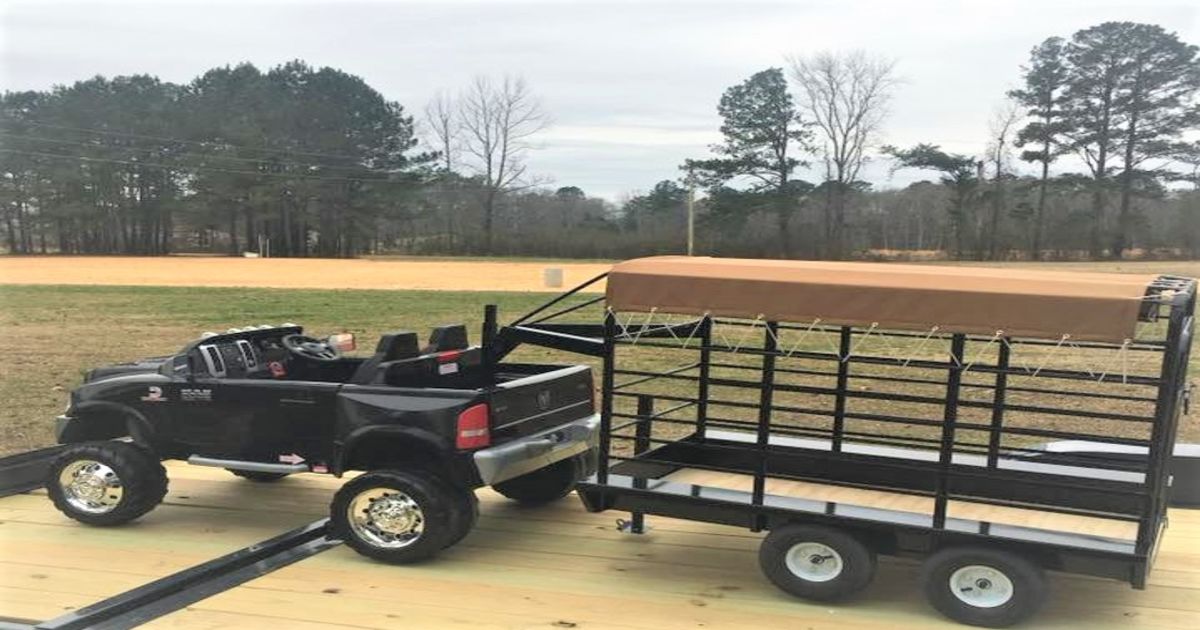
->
[350,331,420,384]
[423,324,469,354]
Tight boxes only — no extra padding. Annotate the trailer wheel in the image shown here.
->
[227,469,289,482]
[330,469,464,563]
[759,524,876,601]
[493,457,578,506]
[46,441,168,526]
[920,546,1046,628]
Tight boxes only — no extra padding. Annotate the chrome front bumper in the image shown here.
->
[473,414,600,486]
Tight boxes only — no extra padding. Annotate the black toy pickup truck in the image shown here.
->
[49,320,598,563]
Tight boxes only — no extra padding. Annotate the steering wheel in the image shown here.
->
[281,334,342,363]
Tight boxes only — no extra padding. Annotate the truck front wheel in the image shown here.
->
[330,469,468,564]
[493,457,579,506]
[46,441,168,526]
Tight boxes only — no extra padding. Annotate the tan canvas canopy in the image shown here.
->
[605,256,1161,343]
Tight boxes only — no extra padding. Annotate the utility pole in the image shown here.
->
[686,168,696,256]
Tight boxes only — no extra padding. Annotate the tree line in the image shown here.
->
[1,21,1198,260]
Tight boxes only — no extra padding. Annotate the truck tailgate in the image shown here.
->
[488,364,594,442]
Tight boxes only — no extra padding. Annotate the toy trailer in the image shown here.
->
[488,257,1196,628]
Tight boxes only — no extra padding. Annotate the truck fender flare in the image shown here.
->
[334,425,446,476]
[64,400,156,446]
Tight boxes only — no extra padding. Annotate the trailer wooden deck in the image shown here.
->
[1,462,1197,629]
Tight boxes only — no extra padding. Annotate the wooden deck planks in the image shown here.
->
[0,462,1195,629]
[664,468,1141,540]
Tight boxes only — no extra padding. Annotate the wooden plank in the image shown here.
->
[665,468,1139,540]
[1,461,1197,629]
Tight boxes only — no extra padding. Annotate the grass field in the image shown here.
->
[0,285,565,453]
[2,256,1199,455]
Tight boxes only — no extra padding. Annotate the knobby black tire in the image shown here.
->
[46,441,168,526]
[330,469,467,564]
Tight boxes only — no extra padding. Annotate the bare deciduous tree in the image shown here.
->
[457,75,549,252]
[788,50,897,259]
[424,90,459,172]
[984,100,1023,259]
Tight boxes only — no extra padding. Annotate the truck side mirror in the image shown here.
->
[328,333,356,353]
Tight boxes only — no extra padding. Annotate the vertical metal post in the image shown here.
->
[695,316,713,440]
[482,304,498,346]
[1136,291,1190,557]
[753,322,779,518]
[598,310,617,485]
[986,338,1010,468]
[832,326,852,452]
[933,334,966,530]
[631,394,654,534]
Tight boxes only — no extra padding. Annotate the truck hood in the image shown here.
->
[84,356,173,382]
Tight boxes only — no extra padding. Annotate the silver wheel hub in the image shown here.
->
[950,564,1014,608]
[59,460,124,514]
[784,541,844,582]
[347,488,425,549]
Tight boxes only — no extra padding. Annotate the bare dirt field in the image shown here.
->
[0,255,612,292]
[4,255,1200,293]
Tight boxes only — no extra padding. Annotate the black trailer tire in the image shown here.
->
[46,441,168,526]
[758,524,877,602]
[227,469,290,483]
[493,457,578,506]
[920,546,1047,628]
[330,469,464,564]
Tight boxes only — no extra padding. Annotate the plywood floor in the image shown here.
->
[664,468,1140,541]
[1,463,1197,629]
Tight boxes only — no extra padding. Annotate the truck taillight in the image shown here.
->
[456,403,491,450]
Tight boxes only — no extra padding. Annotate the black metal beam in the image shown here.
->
[0,445,67,498]
[36,519,339,630]
[933,334,966,530]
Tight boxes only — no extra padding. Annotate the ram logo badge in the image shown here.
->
[140,386,165,402]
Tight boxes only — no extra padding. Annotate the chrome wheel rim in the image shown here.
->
[346,488,425,549]
[784,541,844,582]
[58,459,124,514]
[950,564,1014,608]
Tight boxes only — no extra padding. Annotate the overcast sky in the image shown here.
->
[2,0,1197,200]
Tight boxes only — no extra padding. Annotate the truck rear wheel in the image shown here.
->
[46,441,168,526]
[330,469,468,563]
[758,523,876,602]
[920,546,1046,628]
[493,457,578,506]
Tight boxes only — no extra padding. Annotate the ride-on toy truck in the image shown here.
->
[49,319,598,563]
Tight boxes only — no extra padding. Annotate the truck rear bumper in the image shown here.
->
[473,414,600,486]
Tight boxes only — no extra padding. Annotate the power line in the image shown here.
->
[1,120,371,162]
[0,131,402,175]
